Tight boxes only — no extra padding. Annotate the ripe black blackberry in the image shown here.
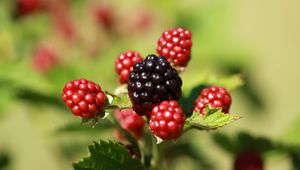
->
[128,55,182,116]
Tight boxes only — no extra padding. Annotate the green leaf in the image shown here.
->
[283,114,300,144]
[109,116,141,157]
[0,152,10,169]
[185,106,241,130]
[162,142,215,170]
[235,132,282,154]
[212,132,281,155]
[73,141,144,170]
[212,133,237,154]
[16,88,64,108]
[54,120,112,134]
[207,74,244,90]
[105,92,131,110]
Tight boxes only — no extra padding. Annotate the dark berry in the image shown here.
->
[157,27,192,67]
[193,86,232,115]
[115,51,143,84]
[128,55,182,116]
[234,151,263,170]
[149,101,185,140]
[115,109,145,140]
[62,78,106,118]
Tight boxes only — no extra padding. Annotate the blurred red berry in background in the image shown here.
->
[46,0,77,41]
[234,151,264,170]
[93,5,114,30]
[115,109,145,140]
[32,44,58,73]
[133,11,152,32]
[14,0,43,18]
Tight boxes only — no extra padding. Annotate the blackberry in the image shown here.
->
[115,51,143,84]
[62,78,106,118]
[128,55,182,116]
[115,109,145,140]
[149,100,185,140]
[193,85,232,115]
[157,27,192,67]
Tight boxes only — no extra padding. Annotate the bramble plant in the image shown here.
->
[61,27,242,170]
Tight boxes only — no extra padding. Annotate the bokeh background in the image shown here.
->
[0,0,300,170]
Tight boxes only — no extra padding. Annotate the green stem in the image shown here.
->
[107,115,142,157]
[142,130,154,169]
[183,123,192,133]
[151,135,159,170]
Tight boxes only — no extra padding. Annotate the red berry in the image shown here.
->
[48,0,76,41]
[133,11,152,32]
[115,51,143,84]
[32,44,58,73]
[234,151,264,170]
[149,100,185,140]
[157,27,192,67]
[62,78,106,118]
[115,109,145,139]
[93,6,114,30]
[15,0,42,18]
[193,86,232,115]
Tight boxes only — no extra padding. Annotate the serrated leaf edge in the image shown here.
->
[185,106,241,130]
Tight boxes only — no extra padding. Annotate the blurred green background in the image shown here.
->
[0,0,300,170]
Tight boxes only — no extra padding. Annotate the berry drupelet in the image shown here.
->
[115,51,143,84]
[128,55,182,116]
[157,27,192,67]
[193,86,232,115]
[149,100,185,140]
[62,78,106,118]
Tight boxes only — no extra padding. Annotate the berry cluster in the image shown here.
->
[194,86,232,115]
[61,27,235,143]
[157,27,192,67]
[128,54,182,116]
[62,79,106,118]
[115,51,143,84]
[149,101,185,140]
[115,109,145,139]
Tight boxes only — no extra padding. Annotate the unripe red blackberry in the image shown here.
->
[128,55,182,116]
[193,86,232,115]
[115,109,145,139]
[234,151,263,170]
[149,100,185,140]
[115,51,143,84]
[93,5,114,30]
[62,78,106,118]
[157,27,192,67]
[14,0,42,18]
[32,44,58,73]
